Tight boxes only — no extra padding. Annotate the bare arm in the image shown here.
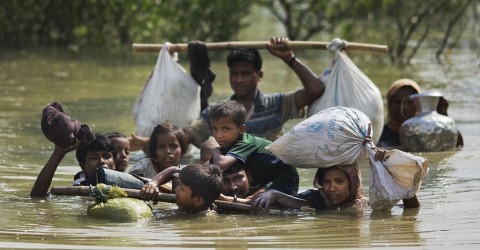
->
[141,166,181,200]
[250,189,313,213]
[128,133,149,152]
[211,147,238,171]
[30,141,80,198]
[267,37,325,109]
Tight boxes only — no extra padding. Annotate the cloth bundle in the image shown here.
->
[41,101,93,147]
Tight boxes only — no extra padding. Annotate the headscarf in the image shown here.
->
[313,163,365,209]
[386,79,422,133]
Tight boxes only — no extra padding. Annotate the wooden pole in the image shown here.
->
[50,186,252,212]
[132,41,388,54]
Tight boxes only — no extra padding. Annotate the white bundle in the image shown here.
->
[132,44,201,137]
[308,47,384,143]
[267,106,372,168]
[367,148,428,211]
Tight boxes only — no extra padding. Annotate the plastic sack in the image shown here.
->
[367,148,428,211]
[133,43,200,137]
[267,106,372,168]
[307,48,384,143]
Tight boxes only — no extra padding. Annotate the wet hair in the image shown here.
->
[179,163,222,207]
[227,48,262,71]
[75,133,114,169]
[149,123,188,160]
[222,162,247,177]
[105,131,127,140]
[209,100,246,126]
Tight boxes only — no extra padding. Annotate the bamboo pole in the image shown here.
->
[50,186,252,212]
[132,41,388,54]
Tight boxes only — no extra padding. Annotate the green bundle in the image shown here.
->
[87,184,153,222]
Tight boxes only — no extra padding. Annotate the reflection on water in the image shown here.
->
[0,44,479,249]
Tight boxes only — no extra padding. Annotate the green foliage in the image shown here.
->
[0,0,476,65]
[0,0,251,50]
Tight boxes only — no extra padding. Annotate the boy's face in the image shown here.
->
[222,169,250,198]
[175,181,202,212]
[211,117,246,148]
[229,61,262,98]
[84,150,115,176]
[110,137,130,172]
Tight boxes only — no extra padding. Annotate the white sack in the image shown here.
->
[307,49,384,143]
[133,44,201,137]
[367,148,428,211]
[267,106,372,168]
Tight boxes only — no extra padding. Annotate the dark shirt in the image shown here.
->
[295,189,328,210]
[217,133,299,195]
[377,124,400,147]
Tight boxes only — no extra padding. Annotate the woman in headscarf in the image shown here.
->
[377,78,463,148]
[250,163,368,212]
[377,79,422,148]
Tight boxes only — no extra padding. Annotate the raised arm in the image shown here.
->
[267,37,325,109]
[30,141,80,198]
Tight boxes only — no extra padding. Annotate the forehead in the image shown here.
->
[85,150,112,157]
[392,87,418,101]
[211,117,237,126]
[229,61,257,72]
[324,168,348,179]
[223,169,246,178]
[156,132,179,143]
[109,137,129,147]
[179,181,192,192]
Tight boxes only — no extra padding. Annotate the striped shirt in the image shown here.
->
[184,90,303,148]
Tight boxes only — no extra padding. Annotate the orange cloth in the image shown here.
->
[386,79,421,133]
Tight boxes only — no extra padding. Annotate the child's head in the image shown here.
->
[209,100,246,148]
[75,133,115,176]
[149,123,188,169]
[175,163,222,213]
[227,48,262,72]
[105,132,130,172]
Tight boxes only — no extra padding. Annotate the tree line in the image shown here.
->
[0,0,478,64]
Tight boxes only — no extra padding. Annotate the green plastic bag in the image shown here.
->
[87,184,153,222]
[87,197,153,222]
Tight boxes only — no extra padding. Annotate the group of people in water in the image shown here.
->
[31,37,461,215]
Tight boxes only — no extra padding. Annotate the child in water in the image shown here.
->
[128,123,188,179]
[209,100,299,197]
[31,133,116,197]
[105,132,131,172]
[140,163,223,215]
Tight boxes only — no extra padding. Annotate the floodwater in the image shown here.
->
[0,41,479,249]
